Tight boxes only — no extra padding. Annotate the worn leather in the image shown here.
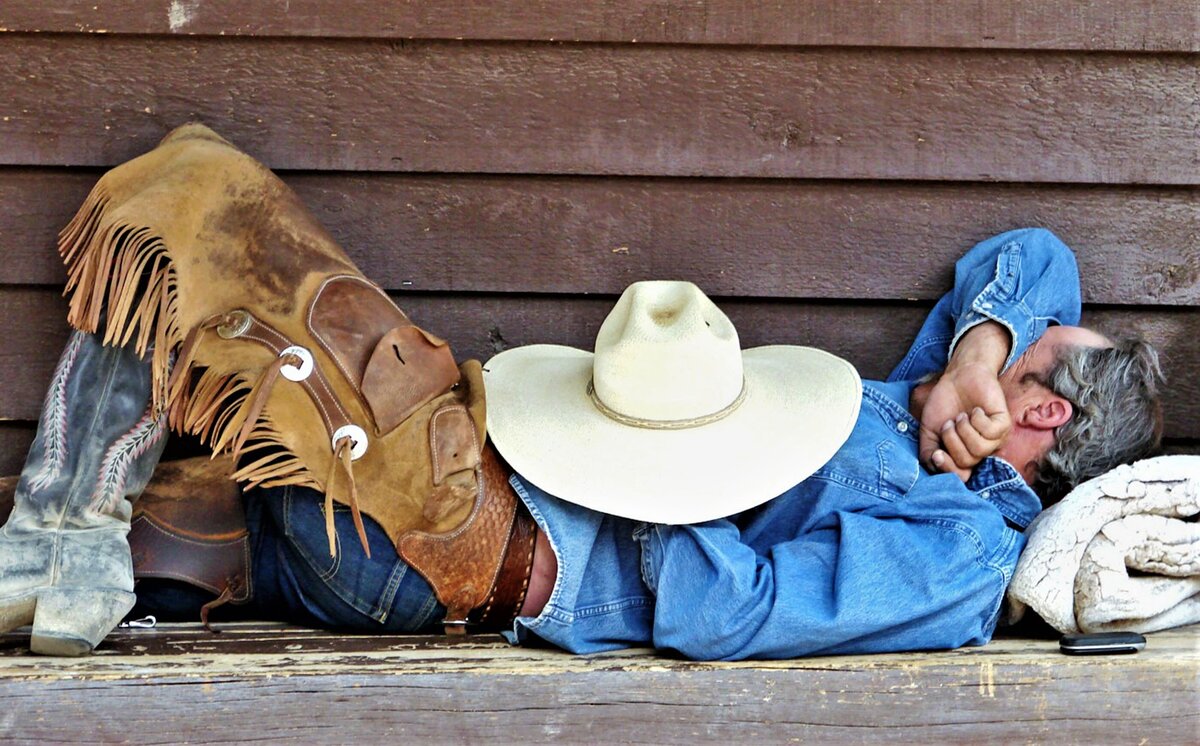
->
[399,443,528,632]
[477,497,537,630]
[57,123,488,555]
[308,275,461,435]
[429,405,482,486]
[0,331,166,652]
[127,456,251,605]
[362,325,462,435]
[307,275,413,390]
[2,442,535,632]
[54,124,536,635]
[1,455,251,606]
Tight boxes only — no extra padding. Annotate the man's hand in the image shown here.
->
[918,322,1013,481]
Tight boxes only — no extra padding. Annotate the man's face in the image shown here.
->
[993,325,1110,483]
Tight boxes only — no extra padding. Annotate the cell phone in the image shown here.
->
[1059,632,1146,655]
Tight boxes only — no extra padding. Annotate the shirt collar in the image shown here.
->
[968,457,1043,529]
[862,381,920,434]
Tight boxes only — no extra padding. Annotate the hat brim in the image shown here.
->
[483,344,862,524]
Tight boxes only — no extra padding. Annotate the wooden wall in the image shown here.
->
[0,1,1197,472]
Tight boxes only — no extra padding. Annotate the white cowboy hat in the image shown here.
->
[483,281,862,524]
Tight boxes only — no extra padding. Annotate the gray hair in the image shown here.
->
[1035,338,1165,503]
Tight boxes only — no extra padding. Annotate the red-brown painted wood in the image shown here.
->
[2,170,1196,305]
[1,1,1196,51]
[0,39,1196,184]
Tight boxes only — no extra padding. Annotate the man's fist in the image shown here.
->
[918,322,1013,481]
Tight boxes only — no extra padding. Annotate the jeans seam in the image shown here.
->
[413,590,442,631]
[572,597,654,618]
[638,526,660,595]
[282,487,343,583]
[369,558,407,623]
[282,488,414,623]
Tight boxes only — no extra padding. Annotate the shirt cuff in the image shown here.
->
[949,244,1034,373]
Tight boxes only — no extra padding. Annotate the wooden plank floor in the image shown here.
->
[0,623,1195,743]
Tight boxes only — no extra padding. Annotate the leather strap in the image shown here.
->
[476,498,537,630]
[213,309,374,557]
[215,309,356,443]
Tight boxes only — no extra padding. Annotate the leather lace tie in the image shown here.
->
[198,583,236,632]
[324,435,370,558]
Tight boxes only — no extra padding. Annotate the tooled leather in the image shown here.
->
[362,326,461,436]
[477,502,537,629]
[397,442,518,627]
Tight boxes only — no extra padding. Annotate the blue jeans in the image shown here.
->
[134,485,445,632]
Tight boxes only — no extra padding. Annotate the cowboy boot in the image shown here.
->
[0,330,167,655]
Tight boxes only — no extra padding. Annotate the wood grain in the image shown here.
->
[1,1,1196,51]
[1,38,1197,184]
[1,288,1196,438]
[3,169,1197,305]
[0,623,1195,744]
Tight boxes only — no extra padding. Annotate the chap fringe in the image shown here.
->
[58,186,320,493]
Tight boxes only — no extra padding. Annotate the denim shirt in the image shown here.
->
[508,228,1082,660]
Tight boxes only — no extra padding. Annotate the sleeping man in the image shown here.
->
[0,126,1164,657]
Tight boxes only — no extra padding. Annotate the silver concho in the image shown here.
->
[279,345,315,382]
[332,424,368,460]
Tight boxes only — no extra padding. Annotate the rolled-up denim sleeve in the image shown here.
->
[888,227,1083,382]
[638,491,1021,660]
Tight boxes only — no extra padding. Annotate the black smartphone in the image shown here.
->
[1059,632,1146,655]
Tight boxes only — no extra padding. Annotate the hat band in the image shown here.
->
[586,378,747,430]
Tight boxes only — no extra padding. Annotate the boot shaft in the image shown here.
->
[12,331,166,531]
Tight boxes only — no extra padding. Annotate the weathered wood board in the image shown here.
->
[1,39,1197,184]
[0,622,1196,744]
[3,170,1196,305]
[2,0,1197,51]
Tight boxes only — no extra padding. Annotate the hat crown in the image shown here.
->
[592,281,744,423]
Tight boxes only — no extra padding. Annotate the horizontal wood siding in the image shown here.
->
[3,170,1196,305]
[1,39,1197,184]
[0,5,1195,475]
[2,1,1197,51]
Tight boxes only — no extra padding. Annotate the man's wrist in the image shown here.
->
[948,321,1010,374]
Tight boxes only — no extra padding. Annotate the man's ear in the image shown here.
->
[1024,395,1073,430]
